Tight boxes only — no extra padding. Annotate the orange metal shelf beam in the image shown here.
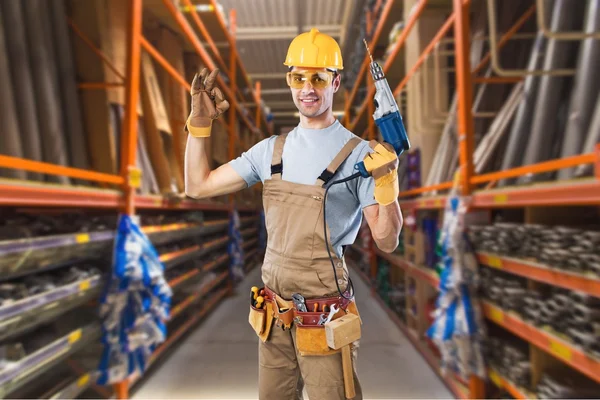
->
[0,182,121,208]
[134,194,232,211]
[159,245,201,263]
[0,155,124,185]
[67,17,126,81]
[471,153,596,185]
[400,179,600,210]
[180,0,229,76]
[477,252,600,298]
[483,301,600,384]
[375,249,440,288]
[128,286,229,387]
[471,179,600,208]
[141,37,191,91]
[160,0,262,137]
[343,0,401,125]
[207,0,272,135]
[488,369,530,400]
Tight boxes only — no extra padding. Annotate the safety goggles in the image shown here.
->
[286,70,334,89]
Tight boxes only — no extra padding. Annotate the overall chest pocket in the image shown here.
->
[264,191,324,257]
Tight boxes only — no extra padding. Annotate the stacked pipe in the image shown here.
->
[423,0,599,192]
[0,0,90,183]
[485,336,531,388]
[536,371,600,399]
[481,269,600,360]
[468,223,600,277]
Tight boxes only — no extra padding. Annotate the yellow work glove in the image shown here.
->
[186,68,230,138]
[362,140,399,206]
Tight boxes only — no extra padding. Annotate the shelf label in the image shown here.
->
[489,307,504,324]
[549,339,572,362]
[79,280,91,291]
[493,194,508,204]
[419,199,426,208]
[434,199,442,208]
[153,198,162,207]
[487,256,503,269]
[68,329,82,344]
[489,370,502,388]
[128,168,142,188]
[77,373,90,388]
[75,234,90,244]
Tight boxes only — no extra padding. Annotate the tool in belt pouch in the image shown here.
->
[249,287,274,342]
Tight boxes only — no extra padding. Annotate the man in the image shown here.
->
[184,28,403,400]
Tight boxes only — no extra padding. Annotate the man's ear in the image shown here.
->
[332,74,341,93]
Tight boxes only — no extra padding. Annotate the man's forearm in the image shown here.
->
[184,135,211,197]
[372,200,403,253]
[184,133,248,199]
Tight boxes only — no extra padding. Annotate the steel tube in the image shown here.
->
[519,0,582,184]
[486,0,575,76]
[574,96,600,177]
[558,0,600,180]
[536,0,600,39]
[472,4,537,75]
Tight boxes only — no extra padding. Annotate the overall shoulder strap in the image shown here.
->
[316,137,362,186]
[270,133,288,179]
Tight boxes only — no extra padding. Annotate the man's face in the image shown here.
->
[288,67,340,118]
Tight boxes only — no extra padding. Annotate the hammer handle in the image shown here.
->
[341,345,355,399]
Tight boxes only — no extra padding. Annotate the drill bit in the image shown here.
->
[363,39,373,62]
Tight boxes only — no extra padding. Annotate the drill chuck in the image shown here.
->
[370,62,385,81]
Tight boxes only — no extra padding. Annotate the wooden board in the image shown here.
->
[157,27,189,180]
[68,0,116,175]
[140,52,179,194]
[103,0,127,106]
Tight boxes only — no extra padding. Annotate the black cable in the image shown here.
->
[323,171,362,300]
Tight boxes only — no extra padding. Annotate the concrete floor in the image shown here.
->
[133,265,453,399]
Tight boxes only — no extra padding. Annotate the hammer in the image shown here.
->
[325,313,361,399]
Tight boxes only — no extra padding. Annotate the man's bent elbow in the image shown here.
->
[184,183,205,199]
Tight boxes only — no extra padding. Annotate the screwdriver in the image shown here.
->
[251,286,259,306]
[255,296,264,309]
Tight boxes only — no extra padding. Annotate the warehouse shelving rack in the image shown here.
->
[0,0,265,399]
[343,0,600,399]
[0,0,270,211]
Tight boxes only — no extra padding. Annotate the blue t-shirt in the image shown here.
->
[229,120,377,257]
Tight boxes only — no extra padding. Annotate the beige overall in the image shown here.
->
[248,133,364,400]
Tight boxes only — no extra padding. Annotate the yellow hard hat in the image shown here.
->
[283,28,343,70]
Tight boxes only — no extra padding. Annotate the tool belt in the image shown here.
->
[248,286,361,356]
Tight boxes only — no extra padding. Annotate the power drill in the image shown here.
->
[355,39,410,178]
[323,40,411,301]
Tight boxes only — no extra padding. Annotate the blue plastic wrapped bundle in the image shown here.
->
[97,214,172,385]
[227,209,244,282]
[426,193,486,381]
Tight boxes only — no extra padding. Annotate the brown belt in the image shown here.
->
[264,286,353,328]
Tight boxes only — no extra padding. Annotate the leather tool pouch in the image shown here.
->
[248,287,274,342]
[248,303,266,336]
[295,310,340,356]
[295,301,362,356]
